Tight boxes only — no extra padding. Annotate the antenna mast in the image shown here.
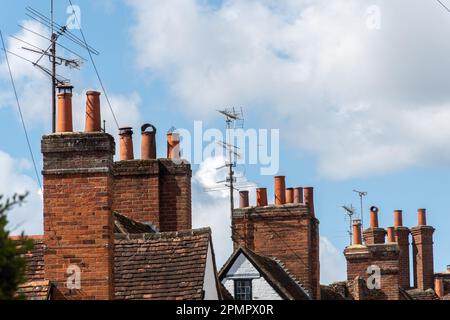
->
[353,190,368,230]
[217,107,244,219]
[51,0,56,133]
[4,5,98,132]
[342,205,356,245]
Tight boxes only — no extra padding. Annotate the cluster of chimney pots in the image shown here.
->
[238,176,315,216]
[56,86,449,297]
[55,84,180,160]
[351,207,429,245]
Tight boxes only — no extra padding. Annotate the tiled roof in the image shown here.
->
[17,280,52,300]
[114,228,212,300]
[219,247,311,300]
[403,288,439,300]
[220,283,234,300]
[320,283,348,300]
[113,212,156,234]
[23,239,45,282]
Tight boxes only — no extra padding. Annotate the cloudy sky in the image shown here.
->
[1,0,450,284]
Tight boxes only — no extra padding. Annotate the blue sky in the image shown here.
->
[1,0,449,284]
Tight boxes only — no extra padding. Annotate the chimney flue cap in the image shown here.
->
[142,123,157,135]
[57,84,73,94]
[370,206,379,213]
[119,127,133,136]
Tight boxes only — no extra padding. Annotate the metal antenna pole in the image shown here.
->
[226,119,235,219]
[353,190,367,231]
[50,0,56,133]
[342,205,355,246]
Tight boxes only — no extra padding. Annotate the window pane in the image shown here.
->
[234,279,252,300]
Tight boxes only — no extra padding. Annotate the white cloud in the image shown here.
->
[192,156,257,267]
[0,150,43,236]
[320,236,347,284]
[127,0,450,179]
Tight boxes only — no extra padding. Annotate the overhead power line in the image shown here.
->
[436,0,450,13]
[0,30,42,190]
[67,0,120,129]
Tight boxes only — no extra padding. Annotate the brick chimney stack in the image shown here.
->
[119,127,134,161]
[232,177,321,299]
[42,89,115,299]
[274,176,286,205]
[392,210,411,289]
[304,187,315,217]
[412,209,435,290]
[56,85,74,133]
[363,206,386,245]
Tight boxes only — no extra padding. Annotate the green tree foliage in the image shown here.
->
[0,193,33,300]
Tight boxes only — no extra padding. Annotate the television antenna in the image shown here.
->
[353,190,368,230]
[204,108,254,216]
[4,3,98,132]
[342,205,356,245]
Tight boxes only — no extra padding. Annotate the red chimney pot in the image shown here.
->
[394,210,403,227]
[256,188,268,207]
[418,208,427,226]
[119,127,134,161]
[274,176,286,205]
[141,124,157,160]
[370,206,379,228]
[85,91,101,132]
[293,187,303,204]
[239,191,249,208]
[286,188,294,204]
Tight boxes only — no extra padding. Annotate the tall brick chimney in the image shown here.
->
[412,209,435,290]
[112,125,192,231]
[393,210,411,289]
[232,179,320,299]
[363,206,386,245]
[42,90,115,299]
[344,217,401,300]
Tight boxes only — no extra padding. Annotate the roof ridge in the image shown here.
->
[115,227,212,241]
[272,257,312,299]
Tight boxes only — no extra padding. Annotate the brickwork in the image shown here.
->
[112,160,160,229]
[158,159,192,231]
[42,133,115,300]
[344,244,400,300]
[232,204,320,299]
[363,228,386,245]
[395,227,411,288]
[411,226,435,290]
[41,131,193,300]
